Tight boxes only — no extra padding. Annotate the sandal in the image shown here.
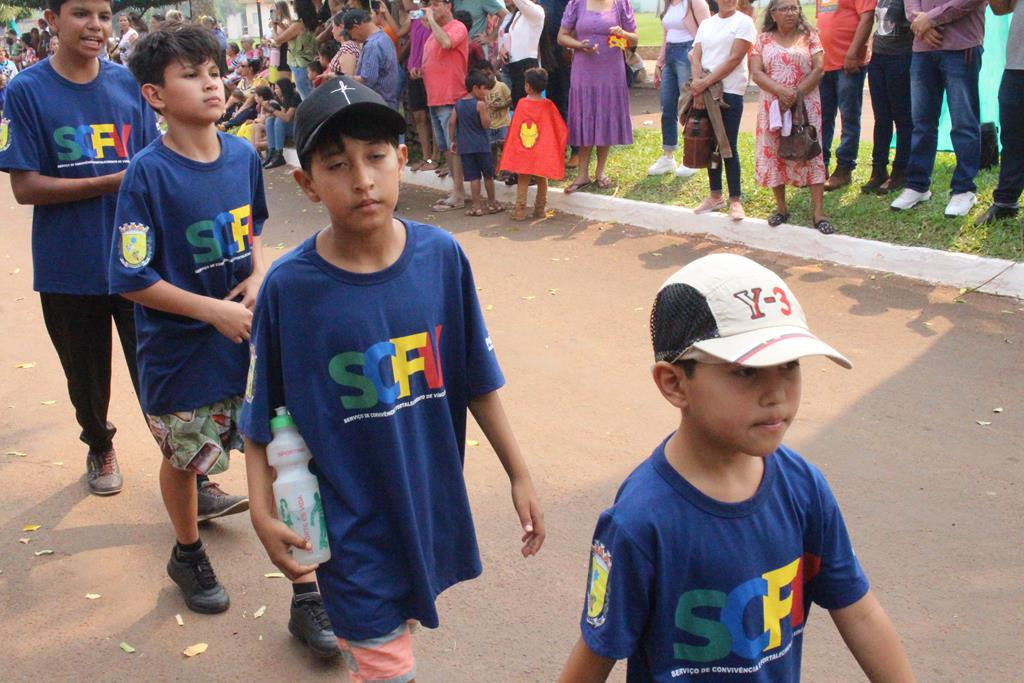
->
[596,176,613,190]
[465,207,485,216]
[486,202,504,214]
[564,179,592,195]
[435,164,450,178]
[419,159,438,171]
[814,218,836,235]
[767,212,790,227]
[431,197,465,212]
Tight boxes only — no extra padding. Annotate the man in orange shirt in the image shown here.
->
[817,0,876,190]
[422,0,470,211]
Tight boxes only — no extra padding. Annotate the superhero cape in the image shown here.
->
[498,98,569,180]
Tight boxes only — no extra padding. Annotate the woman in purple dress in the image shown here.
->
[557,0,637,193]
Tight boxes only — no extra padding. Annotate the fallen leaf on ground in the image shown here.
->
[548,289,558,295]
[264,572,285,579]
[22,524,41,532]
[651,252,663,256]
[15,362,36,369]
[976,421,992,426]
[10,267,20,274]
[40,400,57,406]
[175,614,184,626]
[18,538,30,544]
[85,593,101,600]
[520,295,536,301]
[119,642,136,653]
[183,643,208,657]
[485,304,493,311]
[51,461,63,466]
[466,439,479,447]
[993,407,1003,413]
[633,307,644,311]
[34,549,54,556]
[274,243,285,249]
[254,605,267,618]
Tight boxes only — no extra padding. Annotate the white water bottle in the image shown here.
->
[267,407,331,565]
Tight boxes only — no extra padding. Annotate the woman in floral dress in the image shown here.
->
[751,0,833,234]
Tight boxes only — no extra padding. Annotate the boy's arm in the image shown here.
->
[10,169,125,206]
[558,637,616,683]
[477,100,490,129]
[122,280,254,344]
[449,106,458,153]
[830,591,915,682]
[224,234,266,309]
[467,389,545,556]
[243,437,320,579]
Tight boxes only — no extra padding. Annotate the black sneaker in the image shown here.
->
[197,481,249,523]
[167,544,230,614]
[86,448,123,496]
[289,593,340,659]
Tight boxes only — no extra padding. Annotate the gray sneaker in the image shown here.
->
[289,593,340,659]
[86,449,123,496]
[197,481,249,523]
[167,544,230,614]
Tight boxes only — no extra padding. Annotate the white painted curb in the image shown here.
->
[281,148,1023,299]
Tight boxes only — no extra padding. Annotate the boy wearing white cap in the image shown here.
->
[559,253,914,682]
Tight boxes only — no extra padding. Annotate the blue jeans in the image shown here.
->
[906,47,982,194]
[868,51,913,170]
[266,115,292,152]
[709,93,744,199]
[429,105,454,152]
[660,41,693,150]
[993,69,1024,208]
[291,64,313,100]
[820,68,866,171]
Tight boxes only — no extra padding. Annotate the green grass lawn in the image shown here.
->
[547,129,1022,261]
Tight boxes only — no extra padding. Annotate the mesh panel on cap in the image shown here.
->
[650,283,719,362]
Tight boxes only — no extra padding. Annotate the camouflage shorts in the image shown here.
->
[145,396,244,476]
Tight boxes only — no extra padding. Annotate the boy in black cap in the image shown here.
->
[559,253,913,681]
[240,76,546,683]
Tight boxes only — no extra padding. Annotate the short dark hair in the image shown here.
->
[319,39,341,60]
[524,66,547,93]
[128,24,222,88]
[255,85,275,100]
[465,69,494,91]
[454,9,471,32]
[46,0,108,14]
[342,8,371,29]
[152,13,165,21]
[676,359,696,378]
[308,61,325,75]
[301,114,400,173]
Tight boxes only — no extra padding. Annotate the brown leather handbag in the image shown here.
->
[778,93,822,162]
[683,110,715,169]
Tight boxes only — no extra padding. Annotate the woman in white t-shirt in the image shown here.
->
[648,0,711,178]
[689,0,756,220]
[501,0,545,105]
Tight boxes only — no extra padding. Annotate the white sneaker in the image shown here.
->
[890,188,932,211]
[675,165,699,179]
[647,156,677,176]
[944,191,978,217]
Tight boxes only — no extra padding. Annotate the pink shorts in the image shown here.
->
[337,623,416,683]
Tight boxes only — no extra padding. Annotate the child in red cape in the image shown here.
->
[499,67,568,221]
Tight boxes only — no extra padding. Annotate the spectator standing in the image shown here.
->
[503,0,545,104]
[816,0,875,191]
[0,48,18,113]
[451,70,502,215]
[862,0,913,193]
[422,0,470,211]
[112,14,138,63]
[751,0,834,234]
[329,11,363,76]
[689,0,756,220]
[276,0,322,98]
[346,9,402,109]
[976,0,1024,225]
[150,13,166,32]
[457,0,508,40]
[892,0,986,216]
[406,0,440,171]
[648,0,710,178]
[557,0,637,193]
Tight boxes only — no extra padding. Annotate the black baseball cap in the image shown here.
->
[293,76,407,165]
[342,9,371,29]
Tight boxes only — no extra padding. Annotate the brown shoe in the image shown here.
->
[824,166,852,192]
[876,166,906,194]
[860,165,888,194]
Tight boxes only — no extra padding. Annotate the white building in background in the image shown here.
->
[224,0,273,40]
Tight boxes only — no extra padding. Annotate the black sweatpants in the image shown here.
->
[39,292,140,454]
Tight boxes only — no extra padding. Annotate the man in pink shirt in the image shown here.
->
[423,0,470,210]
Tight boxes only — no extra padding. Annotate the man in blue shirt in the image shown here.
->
[0,0,157,496]
[345,9,401,110]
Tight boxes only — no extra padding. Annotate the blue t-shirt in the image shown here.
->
[355,30,401,111]
[108,133,268,415]
[580,438,869,682]
[0,58,158,294]
[239,222,505,641]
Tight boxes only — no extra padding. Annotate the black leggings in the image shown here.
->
[508,57,539,107]
[39,293,140,453]
[709,92,744,199]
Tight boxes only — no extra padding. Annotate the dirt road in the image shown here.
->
[1,173,1020,681]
